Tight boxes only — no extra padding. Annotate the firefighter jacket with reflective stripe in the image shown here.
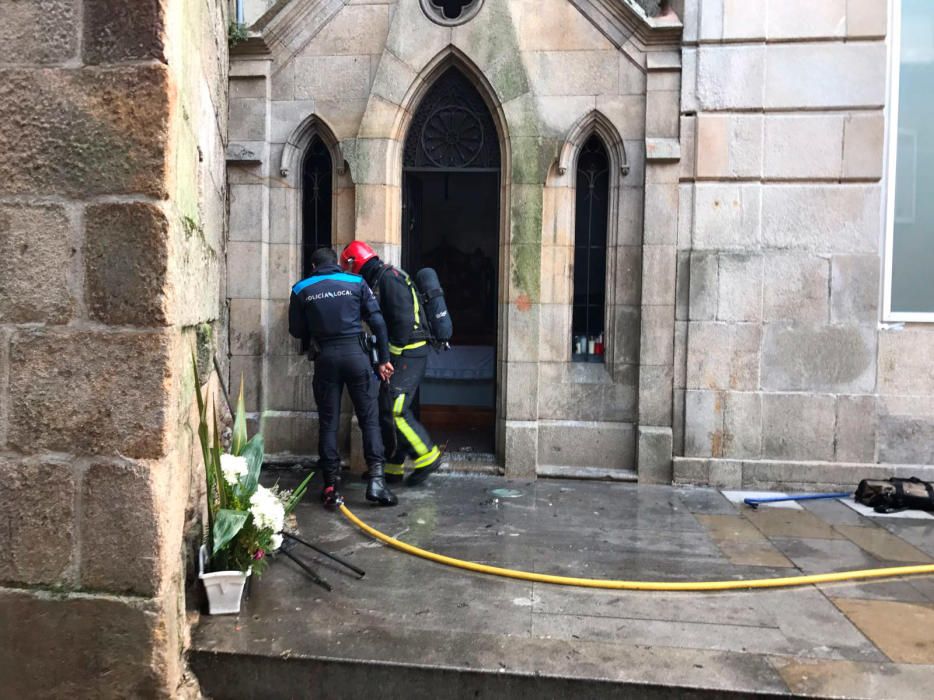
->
[288,263,390,363]
[362,260,430,354]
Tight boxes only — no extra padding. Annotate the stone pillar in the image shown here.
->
[0,0,228,696]
[637,51,682,484]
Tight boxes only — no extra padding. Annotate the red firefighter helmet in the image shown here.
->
[340,240,378,275]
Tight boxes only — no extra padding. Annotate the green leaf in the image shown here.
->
[192,352,215,533]
[212,400,226,510]
[238,434,265,496]
[286,470,315,514]
[231,375,248,456]
[212,509,248,556]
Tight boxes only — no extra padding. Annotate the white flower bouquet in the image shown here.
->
[193,355,313,575]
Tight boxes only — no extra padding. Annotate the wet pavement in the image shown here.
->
[192,474,934,699]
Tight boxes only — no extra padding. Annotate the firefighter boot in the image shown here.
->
[365,463,398,506]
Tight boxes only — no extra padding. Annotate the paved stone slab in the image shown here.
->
[773,657,934,700]
[834,524,932,564]
[745,509,842,540]
[832,598,934,664]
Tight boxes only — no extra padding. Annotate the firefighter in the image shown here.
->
[288,247,398,508]
[340,241,443,486]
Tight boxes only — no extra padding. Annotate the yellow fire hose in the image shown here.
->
[340,504,934,592]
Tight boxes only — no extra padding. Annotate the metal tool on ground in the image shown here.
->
[283,532,365,578]
[276,540,332,592]
[743,492,851,509]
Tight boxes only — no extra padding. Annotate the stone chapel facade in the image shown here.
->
[227,0,932,489]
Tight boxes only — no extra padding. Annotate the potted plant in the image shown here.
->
[192,356,313,614]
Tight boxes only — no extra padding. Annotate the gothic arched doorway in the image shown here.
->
[402,66,501,457]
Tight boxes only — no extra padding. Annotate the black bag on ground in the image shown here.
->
[414,267,453,346]
[855,477,934,513]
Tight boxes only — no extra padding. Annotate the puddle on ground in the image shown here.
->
[491,488,523,499]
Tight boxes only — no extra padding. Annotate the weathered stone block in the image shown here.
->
[80,460,159,596]
[763,115,845,179]
[709,459,743,489]
[0,457,75,586]
[298,4,391,56]
[842,112,885,179]
[878,329,934,396]
[270,99,316,144]
[229,98,266,142]
[680,47,697,113]
[641,245,677,306]
[762,323,876,393]
[878,415,934,465]
[231,77,266,100]
[761,185,881,253]
[229,299,264,356]
[9,330,171,459]
[83,0,165,64]
[637,425,673,484]
[505,421,538,478]
[0,66,169,197]
[612,246,642,307]
[835,395,877,462]
[762,393,836,460]
[696,45,765,110]
[688,251,718,321]
[294,55,372,100]
[638,364,673,425]
[539,420,635,470]
[684,389,722,457]
[764,43,886,109]
[847,0,888,37]
[717,254,762,322]
[0,0,78,64]
[831,254,879,324]
[673,457,709,484]
[723,391,762,458]
[0,591,163,699]
[229,184,265,242]
[768,0,846,39]
[0,203,74,324]
[695,114,763,179]
[265,354,315,412]
[526,50,619,96]
[693,184,761,250]
[645,89,680,139]
[643,184,679,245]
[762,253,830,323]
[227,241,262,299]
[84,202,169,326]
[505,362,539,421]
[686,321,761,391]
[640,305,676,366]
[595,95,645,140]
[612,305,641,366]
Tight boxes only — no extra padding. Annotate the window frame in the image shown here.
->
[883,0,934,322]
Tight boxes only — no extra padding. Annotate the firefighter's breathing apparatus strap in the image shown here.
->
[339,504,934,592]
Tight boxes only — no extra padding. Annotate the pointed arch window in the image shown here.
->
[301,135,333,277]
[572,135,610,362]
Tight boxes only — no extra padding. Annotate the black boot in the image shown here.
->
[365,463,398,506]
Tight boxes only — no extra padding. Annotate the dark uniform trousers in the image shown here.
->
[378,352,440,476]
[313,338,384,485]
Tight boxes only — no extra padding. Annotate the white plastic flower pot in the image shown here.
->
[199,545,251,615]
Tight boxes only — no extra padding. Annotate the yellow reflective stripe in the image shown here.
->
[393,393,405,415]
[389,340,427,355]
[385,463,404,476]
[413,446,440,469]
[394,416,429,456]
[411,285,421,330]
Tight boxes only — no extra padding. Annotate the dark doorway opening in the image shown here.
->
[401,67,501,457]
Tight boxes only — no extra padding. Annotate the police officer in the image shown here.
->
[340,241,442,486]
[288,247,398,508]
